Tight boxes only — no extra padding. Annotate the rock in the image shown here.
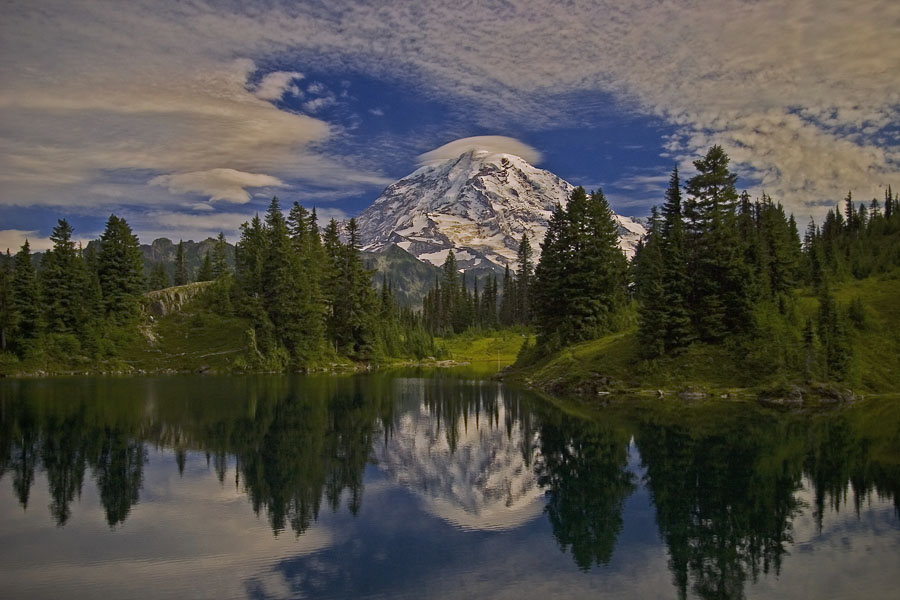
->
[144,281,214,317]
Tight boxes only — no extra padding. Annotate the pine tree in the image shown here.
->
[148,262,170,290]
[634,207,667,357]
[342,218,376,356]
[499,263,516,327]
[39,219,88,333]
[533,201,571,349]
[515,232,534,324]
[684,145,751,341]
[174,240,188,286]
[532,187,628,349]
[97,215,145,322]
[0,250,15,350]
[659,166,693,352]
[196,251,213,282]
[261,197,305,359]
[12,240,42,341]
[212,232,229,278]
[817,284,851,380]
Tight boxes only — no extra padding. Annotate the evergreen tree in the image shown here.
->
[659,166,693,352]
[515,232,534,324]
[212,232,229,278]
[148,262,170,290]
[342,219,377,356]
[12,240,42,341]
[532,187,628,350]
[634,208,666,357]
[174,240,188,286]
[196,251,214,282]
[39,219,88,333]
[97,215,145,322]
[684,145,752,341]
[0,250,15,350]
[817,284,851,381]
[499,263,517,327]
[261,197,306,359]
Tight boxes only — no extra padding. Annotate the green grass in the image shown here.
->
[434,329,531,363]
[508,276,900,397]
[117,310,250,373]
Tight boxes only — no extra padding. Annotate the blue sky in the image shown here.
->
[2,0,899,250]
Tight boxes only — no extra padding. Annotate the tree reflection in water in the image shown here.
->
[1,377,898,598]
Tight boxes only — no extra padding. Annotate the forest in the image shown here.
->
[1,145,898,392]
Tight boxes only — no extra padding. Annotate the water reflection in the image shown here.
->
[374,379,543,530]
[1,376,899,599]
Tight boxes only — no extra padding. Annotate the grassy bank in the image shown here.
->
[434,329,531,363]
[505,276,900,399]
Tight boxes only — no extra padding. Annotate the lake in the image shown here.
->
[1,372,898,599]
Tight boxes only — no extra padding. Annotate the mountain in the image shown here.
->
[357,149,646,273]
[362,244,442,307]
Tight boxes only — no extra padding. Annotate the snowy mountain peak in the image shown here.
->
[358,149,645,272]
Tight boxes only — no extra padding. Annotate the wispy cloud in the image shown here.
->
[1,0,897,227]
[252,71,304,101]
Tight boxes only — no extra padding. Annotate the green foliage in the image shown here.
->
[11,240,41,342]
[98,215,145,323]
[532,187,628,353]
[148,261,170,291]
[196,251,213,282]
[174,240,189,286]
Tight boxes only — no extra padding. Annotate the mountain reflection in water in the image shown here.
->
[1,374,898,600]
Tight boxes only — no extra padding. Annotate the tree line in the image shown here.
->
[228,197,432,368]
[632,145,900,382]
[0,198,436,367]
[0,215,149,358]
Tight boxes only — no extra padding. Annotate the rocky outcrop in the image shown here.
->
[144,281,213,317]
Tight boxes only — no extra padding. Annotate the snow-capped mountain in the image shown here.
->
[357,148,646,272]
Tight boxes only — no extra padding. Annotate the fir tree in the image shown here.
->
[148,262,170,290]
[174,240,188,286]
[684,145,752,341]
[12,240,42,341]
[196,251,213,282]
[532,187,628,350]
[261,197,306,359]
[97,215,145,322]
[659,166,693,352]
[499,263,516,327]
[40,219,88,333]
[212,232,229,278]
[341,218,377,356]
[515,232,534,324]
[0,250,15,350]
[634,208,667,357]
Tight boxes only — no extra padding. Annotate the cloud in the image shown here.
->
[302,96,337,113]
[252,70,304,101]
[0,229,94,253]
[2,0,898,225]
[149,169,286,204]
[418,136,542,165]
[0,230,52,253]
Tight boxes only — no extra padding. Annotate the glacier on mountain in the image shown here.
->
[357,148,646,272]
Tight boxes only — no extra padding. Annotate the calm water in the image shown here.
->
[1,372,898,600]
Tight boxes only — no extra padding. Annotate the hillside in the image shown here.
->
[505,276,900,400]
